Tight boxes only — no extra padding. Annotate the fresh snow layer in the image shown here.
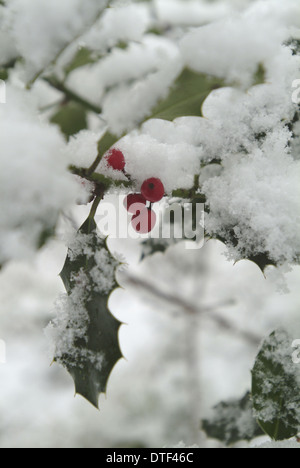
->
[1,0,299,267]
[3,0,109,80]
[255,440,300,449]
[0,86,79,263]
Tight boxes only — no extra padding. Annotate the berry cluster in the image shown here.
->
[125,177,165,233]
[105,148,165,234]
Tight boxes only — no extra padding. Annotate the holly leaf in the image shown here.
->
[37,224,57,249]
[97,68,225,158]
[245,253,276,274]
[251,329,300,440]
[55,215,122,408]
[0,57,18,80]
[50,101,87,140]
[97,131,120,159]
[64,47,97,75]
[0,68,8,81]
[150,68,224,121]
[202,392,264,445]
[252,63,266,87]
[211,232,277,274]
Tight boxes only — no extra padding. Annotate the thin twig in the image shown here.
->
[69,165,131,188]
[87,151,105,176]
[123,273,261,346]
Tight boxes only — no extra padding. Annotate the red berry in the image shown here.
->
[131,207,157,234]
[124,194,147,213]
[141,178,165,202]
[105,148,125,171]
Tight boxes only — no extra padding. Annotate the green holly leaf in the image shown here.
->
[150,68,224,121]
[97,131,120,159]
[97,68,225,158]
[201,392,264,445]
[211,232,277,274]
[244,253,276,274]
[37,224,57,249]
[50,101,87,140]
[55,214,122,408]
[252,329,300,440]
[252,63,266,87]
[0,69,8,80]
[64,47,97,75]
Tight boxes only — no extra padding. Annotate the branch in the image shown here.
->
[87,151,106,176]
[69,165,132,189]
[123,273,261,346]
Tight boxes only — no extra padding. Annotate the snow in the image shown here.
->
[47,289,90,369]
[9,0,296,272]
[67,1,300,269]
[0,0,300,449]
[112,118,202,193]
[165,442,201,448]
[0,5,18,65]
[252,328,300,430]
[63,129,105,168]
[5,0,109,80]
[90,248,119,294]
[204,133,300,265]
[96,48,300,266]
[0,85,79,263]
[67,35,182,135]
[1,228,300,447]
[154,0,235,26]
[83,3,151,52]
[292,120,300,159]
[180,0,300,88]
[46,227,118,372]
[254,439,300,449]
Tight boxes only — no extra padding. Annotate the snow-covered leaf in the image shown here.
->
[212,233,277,274]
[50,102,88,140]
[149,68,223,121]
[0,85,78,264]
[55,214,122,408]
[252,329,300,440]
[202,392,264,445]
[97,68,224,158]
[64,47,97,76]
